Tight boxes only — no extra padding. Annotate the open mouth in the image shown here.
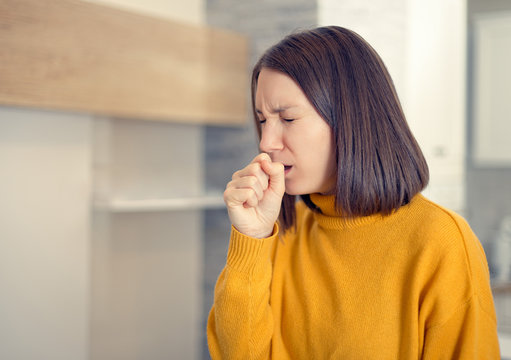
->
[284,165,292,174]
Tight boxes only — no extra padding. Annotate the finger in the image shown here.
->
[243,190,259,208]
[232,162,269,191]
[224,188,259,208]
[251,152,272,164]
[227,176,264,201]
[260,160,285,195]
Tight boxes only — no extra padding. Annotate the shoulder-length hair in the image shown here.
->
[251,26,429,232]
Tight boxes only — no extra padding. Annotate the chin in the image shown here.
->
[284,185,314,196]
[285,181,334,196]
[283,187,301,196]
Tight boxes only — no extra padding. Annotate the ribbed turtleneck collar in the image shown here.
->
[309,193,386,230]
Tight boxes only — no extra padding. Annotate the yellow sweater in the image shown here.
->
[207,194,500,359]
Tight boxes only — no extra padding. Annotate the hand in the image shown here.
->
[224,153,285,238]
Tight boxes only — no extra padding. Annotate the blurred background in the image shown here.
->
[1,0,510,359]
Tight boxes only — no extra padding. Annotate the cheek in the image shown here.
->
[285,122,334,173]
[301,134,334,172]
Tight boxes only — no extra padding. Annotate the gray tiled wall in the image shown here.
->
[203,1,318,358]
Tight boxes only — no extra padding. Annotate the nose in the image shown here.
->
[259,121,284,153]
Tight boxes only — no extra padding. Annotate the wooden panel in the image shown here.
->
[0,0,249,125]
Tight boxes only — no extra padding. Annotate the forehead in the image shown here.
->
[255,68,309,111]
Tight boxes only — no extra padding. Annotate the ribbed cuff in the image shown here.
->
[226,224,278,275]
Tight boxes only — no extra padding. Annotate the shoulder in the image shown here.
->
[401,194,489,277]
[404,194,495,322]
[396,194,477,251]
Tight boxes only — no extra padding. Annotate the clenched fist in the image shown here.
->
[224,153,285,238]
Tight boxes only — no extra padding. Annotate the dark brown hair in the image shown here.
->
[251,26,429,232]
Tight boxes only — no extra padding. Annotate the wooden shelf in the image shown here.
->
[0,0,248,125]
[95,195,225,212]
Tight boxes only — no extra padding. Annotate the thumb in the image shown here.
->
[261,160,285,195]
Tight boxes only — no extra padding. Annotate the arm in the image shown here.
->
[421,296,500,359]
[420,215,500,359]
[207,226,277,360]
[207,153,285,359]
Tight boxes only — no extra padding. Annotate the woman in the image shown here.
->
[207,26,499,359]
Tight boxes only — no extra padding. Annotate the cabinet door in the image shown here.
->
[473,13,511,166]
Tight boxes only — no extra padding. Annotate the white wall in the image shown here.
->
[0,1,205,359]
[88,1,206,360]
[318,0,408,112]
[319,0,467,213]
[0,108,92,360]
[404,0,466,213]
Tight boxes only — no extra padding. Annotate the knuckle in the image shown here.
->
[259,173,269,186]
[248,192,258,205]
[247,162,260,173]
[248,176,258,186]
[256,188,264,199]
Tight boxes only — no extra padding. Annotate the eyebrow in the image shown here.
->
[255,106,295,114]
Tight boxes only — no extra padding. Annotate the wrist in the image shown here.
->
[232,224,276,239]
[227,225,277,275]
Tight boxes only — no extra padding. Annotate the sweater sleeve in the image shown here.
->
[420,212,500,359]
[421,295,500,359]
[207,224,278,360]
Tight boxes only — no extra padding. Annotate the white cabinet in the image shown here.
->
[91,118,208,360]
[473,12,511,166]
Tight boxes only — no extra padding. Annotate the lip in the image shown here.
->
[284,165,292,174]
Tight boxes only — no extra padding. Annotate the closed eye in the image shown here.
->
[257,118,294,124]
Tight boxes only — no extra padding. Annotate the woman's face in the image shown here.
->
[255,68,336,195]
